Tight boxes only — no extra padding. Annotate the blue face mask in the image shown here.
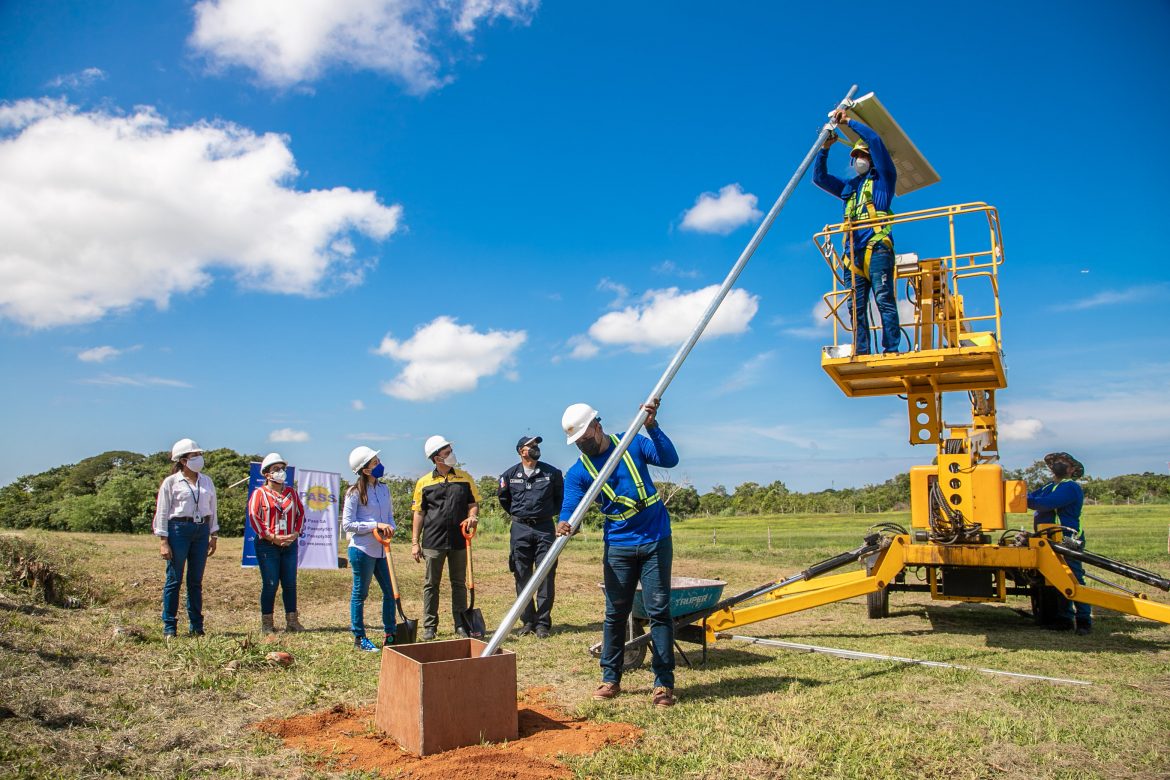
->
[369,463,385,479]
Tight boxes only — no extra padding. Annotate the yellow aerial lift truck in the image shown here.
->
[610,94,1170,664]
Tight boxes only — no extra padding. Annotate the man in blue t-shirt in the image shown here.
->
[1028,451,1091,635]
[557,399,679,708]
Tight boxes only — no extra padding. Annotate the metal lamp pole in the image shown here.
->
[481,85,860,658]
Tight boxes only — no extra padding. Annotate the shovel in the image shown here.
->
[457,521,486,638]
[374,527,418,644]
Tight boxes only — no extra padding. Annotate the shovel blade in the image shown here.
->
[396,618,418,644]
[458,608,486,639]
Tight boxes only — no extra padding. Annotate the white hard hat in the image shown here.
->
[424,435,451,460]
[348,445,380,474]
[261,452,286,474]
[171,438,202,461]
[562,403,599,444]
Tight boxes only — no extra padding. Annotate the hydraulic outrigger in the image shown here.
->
[612,96,1170,661]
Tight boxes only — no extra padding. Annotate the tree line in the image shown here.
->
[1,449,1167,536]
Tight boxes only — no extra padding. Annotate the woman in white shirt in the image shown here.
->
[153,438,218,639]
[342,446,396,652]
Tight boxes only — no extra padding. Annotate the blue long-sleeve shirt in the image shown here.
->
[1027,480,1084,532]
[560,426,679,546]
[813,119,897,249]
[342,482,395,558]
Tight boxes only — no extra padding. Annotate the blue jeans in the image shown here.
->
[256,539,298,615]
[844,242,900,354]
[1060,532,1092,625]
[161,519,210,634]
[602,537,674,689]
[348,546,394,639]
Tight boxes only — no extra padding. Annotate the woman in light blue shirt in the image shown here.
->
[343,446,396,652]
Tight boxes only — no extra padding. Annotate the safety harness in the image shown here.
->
[578,434,661,521]
[843,175,894,279]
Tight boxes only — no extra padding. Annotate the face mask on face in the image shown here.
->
[185,455,204,473]
[368,463,385,479]
[442,453,458,468]
[525,446,541,461]
[577,435,602,457]
[268,469,287,484]
[852,157,871,175]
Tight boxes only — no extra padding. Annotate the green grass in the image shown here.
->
[1,506,1169,779]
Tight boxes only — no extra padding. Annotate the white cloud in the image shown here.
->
[578,284,759,354]
[782,300,833,339]
[998,417,1044,442]
[1052,284,1166,312]
[190,0,538,92]
[375,315,526,401]
[653,259,700,279]
[46,67,107,90]
[597,277,629,308]
[269,428,310,443]
[80,374,190,388]
[564,334,600,361]
[714,351,774,396]
[78,345,127,363]
[680,184,762,235]
[0,99,401,328]
[351,399,366,411]
[345,432,408,441]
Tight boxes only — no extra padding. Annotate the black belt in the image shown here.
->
[512,516,554,526]
[171,515,211,524]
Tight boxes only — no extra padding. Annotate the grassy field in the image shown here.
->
[2,505,1169,779]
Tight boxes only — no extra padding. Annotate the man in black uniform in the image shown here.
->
[498,435,564,638]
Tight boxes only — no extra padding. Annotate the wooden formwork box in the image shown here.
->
[375,638,518,756]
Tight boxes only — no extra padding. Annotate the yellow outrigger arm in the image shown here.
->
[701,533,1170,643]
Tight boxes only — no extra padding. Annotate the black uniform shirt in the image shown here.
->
[497,461,564,522]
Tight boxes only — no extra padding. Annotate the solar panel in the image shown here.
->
[833,92,940,197]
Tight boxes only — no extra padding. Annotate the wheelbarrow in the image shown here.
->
[588,576,726,670]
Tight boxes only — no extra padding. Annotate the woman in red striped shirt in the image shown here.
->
[248,452,306,635]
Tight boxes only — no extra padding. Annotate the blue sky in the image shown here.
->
[2,1,1168,492]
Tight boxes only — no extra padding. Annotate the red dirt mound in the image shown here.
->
[254,687,642,779]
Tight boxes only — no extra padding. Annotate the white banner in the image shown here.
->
[297,470,340,569]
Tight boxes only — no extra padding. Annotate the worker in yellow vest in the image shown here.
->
[813,109,900,355]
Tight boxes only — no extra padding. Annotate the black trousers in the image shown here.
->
[510,518,556,629]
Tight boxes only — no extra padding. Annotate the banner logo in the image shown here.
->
[306,484,333,512]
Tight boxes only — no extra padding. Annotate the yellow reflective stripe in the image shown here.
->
[578,435,661,519]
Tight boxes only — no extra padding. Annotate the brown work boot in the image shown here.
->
[652,687,675,708]
[593,682,620,700]
[261,613,276,636]
[285,612,305,632]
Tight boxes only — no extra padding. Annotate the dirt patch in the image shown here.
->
[254,686,641,779]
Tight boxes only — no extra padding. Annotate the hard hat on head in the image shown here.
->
[261,452,286,474]
[850,138,870,158]
[424,435,452,460]
[1043,452,1084,480]
[562,403,599,444]
[171,438,202,461]
[348,445,380,474]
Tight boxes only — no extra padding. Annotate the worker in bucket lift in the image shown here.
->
[1027,451,1091,635]
[558,399,680,708]
[411,436,480,641]
[813,108,900,356]
[498,435,564,639]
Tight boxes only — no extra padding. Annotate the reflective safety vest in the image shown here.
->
[578,435,661,521]
[843,175,894,279]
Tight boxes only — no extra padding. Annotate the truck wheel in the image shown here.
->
[867,587,889,619]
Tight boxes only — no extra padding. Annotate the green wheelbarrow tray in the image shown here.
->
[588,576,726,671]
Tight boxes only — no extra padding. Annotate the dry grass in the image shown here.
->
[1,508,1169,779]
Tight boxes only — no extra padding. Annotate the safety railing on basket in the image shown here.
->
[813,202,1005,354]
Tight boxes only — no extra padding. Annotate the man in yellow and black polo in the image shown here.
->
[411,435,480,641]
